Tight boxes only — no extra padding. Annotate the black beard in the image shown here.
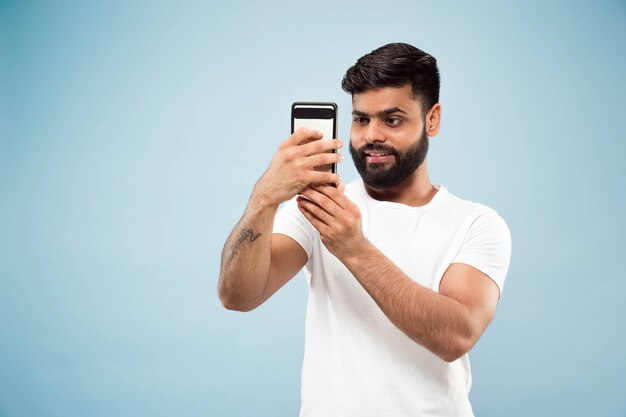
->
[349,130,429,190]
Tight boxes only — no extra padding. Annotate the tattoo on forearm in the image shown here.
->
[229,227,262,260]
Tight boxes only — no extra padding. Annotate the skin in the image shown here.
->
[218,85,500,362]
[218,128,342,311]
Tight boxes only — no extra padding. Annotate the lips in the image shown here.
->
[364,149,395,164]
[364,150,391,157]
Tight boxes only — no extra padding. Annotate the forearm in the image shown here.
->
[218,129,342,310]
[296,184,488,361]
[341,243,478,362]
[218,188,278,311]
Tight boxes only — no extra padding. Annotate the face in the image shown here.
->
[349,85,430,190]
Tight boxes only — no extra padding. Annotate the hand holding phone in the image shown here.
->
[291,102,338,175]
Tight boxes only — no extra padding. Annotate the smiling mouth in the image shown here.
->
[364,150,395,163]
[365,150,391,157]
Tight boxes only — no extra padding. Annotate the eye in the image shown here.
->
[353,117,369,126]
[385,117,402,127]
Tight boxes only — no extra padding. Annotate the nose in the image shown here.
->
[364,120,386,144]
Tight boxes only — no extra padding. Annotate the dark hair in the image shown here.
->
[341,43,440,114]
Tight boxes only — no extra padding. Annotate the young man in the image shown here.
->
[218,43,511,417]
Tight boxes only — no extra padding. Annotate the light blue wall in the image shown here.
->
[1,1,625,416]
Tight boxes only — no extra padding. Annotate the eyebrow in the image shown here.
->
[351,107,408,118]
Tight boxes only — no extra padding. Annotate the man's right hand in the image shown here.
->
[219,128,340,311]
[253,128,343,207]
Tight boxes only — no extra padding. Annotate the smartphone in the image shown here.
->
[291,102,338,175]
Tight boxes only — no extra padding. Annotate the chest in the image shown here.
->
[357,204,470,289]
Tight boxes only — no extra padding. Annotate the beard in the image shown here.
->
[349,129,429,190]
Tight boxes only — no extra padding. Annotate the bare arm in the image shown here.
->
[218,129,343,311]
[218,193,277,312]
[218,190,308,311]
[337,245,498,362]
[297,184,499,362]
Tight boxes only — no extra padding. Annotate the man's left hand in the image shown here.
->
[297,183,366,259]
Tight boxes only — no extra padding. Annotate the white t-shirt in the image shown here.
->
[273,179,512,417]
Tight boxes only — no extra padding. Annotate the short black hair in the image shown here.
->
[341,43,440,114]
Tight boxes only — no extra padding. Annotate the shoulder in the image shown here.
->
[443,189,512,292]
[440,187,506,221]
[437,187,511,246]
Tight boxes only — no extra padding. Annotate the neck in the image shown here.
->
[363,161,436,207]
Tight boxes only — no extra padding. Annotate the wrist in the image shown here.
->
[338,236,373,265]
[249,180,281,213]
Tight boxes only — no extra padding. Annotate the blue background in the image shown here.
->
[1,1,625,416]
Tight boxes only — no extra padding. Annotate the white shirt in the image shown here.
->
[273,179,512,417]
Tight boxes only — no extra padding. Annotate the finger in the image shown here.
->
[307,170,340,186]
[337,181,346,194]
[300,138,343,156]
[305,151,343,169]
[301,186,342,217]
[298,184,313,194]
[298,201,327,234]
[297,196,334,227]
[310,183,349,209]
[288,127,323,146]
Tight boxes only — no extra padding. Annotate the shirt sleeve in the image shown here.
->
[452,209,512,295]
[273,197,315,261]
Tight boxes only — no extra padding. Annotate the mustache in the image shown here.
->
[355,143,400,157]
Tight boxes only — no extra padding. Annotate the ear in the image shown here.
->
[425,103,442,137]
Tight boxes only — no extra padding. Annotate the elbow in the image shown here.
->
[438,331,478,363]
[440,347,469,363]
[220,296,258,312]
[217,278,260,312]
[412,334,472,363]
[439,314,485,362]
